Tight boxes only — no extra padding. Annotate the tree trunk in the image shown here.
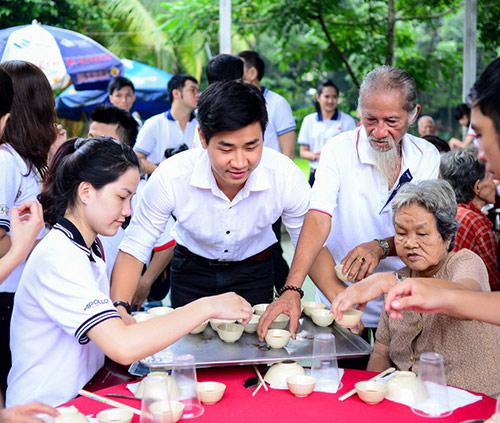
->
[386,0,396,66]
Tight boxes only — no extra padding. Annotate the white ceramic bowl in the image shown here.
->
[264,361,305,388]
[149,400,184,423]
[197,381,226,404]
[55,406,88,423]
[386,371,418,405]
[335,263,358,282]
[310,309,334,327]
[96,408,133,423]
[265,329,291,349]
[355,380,387,405]
[190,320,208,334]
[209,318,236,331]
[286,375,316,397]
[302,301,327,317]
[243,314,260,333]
[269,313,290,329]
[216,323,244,343]
[147,306,174,316]
[335,308,363,328]
[253,303,269,316]
[133,312,157,323]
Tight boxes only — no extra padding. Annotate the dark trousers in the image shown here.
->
[170,246,274,308]
[337,327,375,370]
[271,218,289,292]
[0,292,14,396]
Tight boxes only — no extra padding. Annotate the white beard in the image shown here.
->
[369,136,401,183]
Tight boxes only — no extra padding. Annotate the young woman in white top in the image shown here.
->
[0,60,64,395]
[7,137,252,407]
[0,66,58,423]
[298,79,356,185]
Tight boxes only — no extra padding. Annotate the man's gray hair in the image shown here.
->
[391,180,459,251]
[418,115,435,125]
[358,66,418,118]
[440,147,485,204]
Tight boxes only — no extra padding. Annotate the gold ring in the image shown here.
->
[356,257,365,264]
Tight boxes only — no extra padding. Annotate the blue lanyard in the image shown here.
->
[379,169,413,214]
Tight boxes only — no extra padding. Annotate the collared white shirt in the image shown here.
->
[262,87,296,153]
[298,111,356,169]
[311,127,440,327]
[7,218,119,407]
[134,110,197,165]
[120,147,310,263]
[0,143,45,293]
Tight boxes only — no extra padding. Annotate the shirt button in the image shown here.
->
[224,250,228,253]
[410,354,415,362]
[226,231,230,234]
[417,322,423,331]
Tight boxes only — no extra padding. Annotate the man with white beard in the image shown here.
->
[258,66,440,353]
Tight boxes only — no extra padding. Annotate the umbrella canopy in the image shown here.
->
[55,58,172,121]
[0,21,123,90]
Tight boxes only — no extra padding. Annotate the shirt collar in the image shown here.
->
[190,149,271,199]
[165,109,196,122]
[460,201,484,215]
[316,109,339,121]
[53,217,102,262]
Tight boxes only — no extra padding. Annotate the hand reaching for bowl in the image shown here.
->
[331,273,396,321]
[341,240,386,281]
[207,292,253,324]
[257,290,301,341]
[0,402,58,423]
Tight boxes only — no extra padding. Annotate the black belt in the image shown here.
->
[176,245,273,267]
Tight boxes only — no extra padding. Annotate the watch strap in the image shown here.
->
[113,301,132,314]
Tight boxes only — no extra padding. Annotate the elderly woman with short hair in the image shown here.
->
[440,146,500,291]
[332,179,500,396]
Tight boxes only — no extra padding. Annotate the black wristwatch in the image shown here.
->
[375,239,390,260]
[113,301,132,314]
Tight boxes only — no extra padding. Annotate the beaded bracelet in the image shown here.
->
[278,285,305,299]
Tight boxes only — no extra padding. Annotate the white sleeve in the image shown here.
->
[133,118,157,157]
[37,256,119,344]
[297,115,312,146]
[272,97,296,136]
[0,152,22,231]
[281,164,311,247]
[119,165,175,263]
[309,140,342,216]
[344,114,357,131]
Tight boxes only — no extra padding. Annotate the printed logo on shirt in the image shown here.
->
[0,204,8,215]
[84,298,109,311]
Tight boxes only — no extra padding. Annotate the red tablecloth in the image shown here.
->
[64,366,495,422]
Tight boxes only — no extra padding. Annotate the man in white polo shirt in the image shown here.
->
[299,79,356,185]
[238,51,296,160]
[259,66,440,348]
[111,81,310,316]
[134,74,199,175]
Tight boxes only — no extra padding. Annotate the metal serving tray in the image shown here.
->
[133,316,372,373]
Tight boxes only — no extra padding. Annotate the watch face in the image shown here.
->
[380,240,390,249]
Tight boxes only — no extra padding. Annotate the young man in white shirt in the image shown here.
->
[134,74,200,175]
[111,81,310,317]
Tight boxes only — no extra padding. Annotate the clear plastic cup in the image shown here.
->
[140,374,173,423]
[171,354,204,419]
[310,333,342,393]
[411,352,452,418]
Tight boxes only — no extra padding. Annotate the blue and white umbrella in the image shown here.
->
[0,21,123,90]
[56,59,173,120]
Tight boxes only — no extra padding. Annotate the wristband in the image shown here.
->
[278,285,304,299]
[113,301,132,314]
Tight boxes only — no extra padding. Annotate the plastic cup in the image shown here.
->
[411,352,452,418]
[171,354,204,419]
[310,333,342,393]
[140,374,173,423]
